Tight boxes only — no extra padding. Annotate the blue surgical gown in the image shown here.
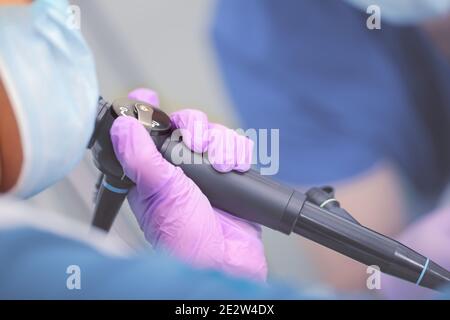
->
[0,227,300,299]
[212,0,450,206]
[0,227,450,299]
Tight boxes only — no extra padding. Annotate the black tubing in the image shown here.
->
[91,176,129,231]
[160,139,306,234]
[294,201,450,290]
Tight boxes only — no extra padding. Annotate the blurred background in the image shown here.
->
[26,0,319,290]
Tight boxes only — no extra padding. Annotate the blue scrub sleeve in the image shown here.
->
[211,0,438,187]
[1,227,450,299]
[0,227,299,299]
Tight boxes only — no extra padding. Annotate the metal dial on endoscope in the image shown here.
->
[111,98,172,136]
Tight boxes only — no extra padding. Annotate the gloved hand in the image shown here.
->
[110,88,268,282]
[381,206,450,299]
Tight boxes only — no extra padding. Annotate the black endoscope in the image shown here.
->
[89,97,450,291]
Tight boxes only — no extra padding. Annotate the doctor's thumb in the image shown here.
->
[128,88,160,107]
[110,116,177,196]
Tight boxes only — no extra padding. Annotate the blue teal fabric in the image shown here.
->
[0,227,449,299]
[0,227,298,299]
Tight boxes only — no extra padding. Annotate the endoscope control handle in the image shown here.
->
[90,97,307,234]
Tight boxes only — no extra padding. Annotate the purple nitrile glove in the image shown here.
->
[128,87,160,107]
[110,88,267,282]
[381,206,450,299]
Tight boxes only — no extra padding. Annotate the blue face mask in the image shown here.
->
[344,0,450,25]
[0,0,99,198]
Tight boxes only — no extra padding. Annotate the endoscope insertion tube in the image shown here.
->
[293,201,450,290]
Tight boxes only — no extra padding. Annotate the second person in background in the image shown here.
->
[212,0,450,291]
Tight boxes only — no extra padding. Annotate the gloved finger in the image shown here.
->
[208,123,253,173]
[208,123,236,172]
[127,168,228,273]
[234,134,254,172]
[128,88,160,108]
[170,109,209,153]
[110,116,176,197]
